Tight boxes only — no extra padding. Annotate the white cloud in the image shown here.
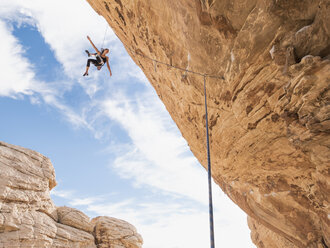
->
[102,91,209,203]
[51,189,74,199]
[0,20,38,97]
[43,93,93,129]
[69,196,104,206]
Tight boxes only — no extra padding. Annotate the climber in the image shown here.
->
[83,36,112,77]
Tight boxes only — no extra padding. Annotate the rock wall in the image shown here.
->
[0,141,143,248]
[86,0,330,247]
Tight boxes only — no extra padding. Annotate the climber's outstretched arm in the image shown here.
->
[87,36,100,54]
[106,57,112,77]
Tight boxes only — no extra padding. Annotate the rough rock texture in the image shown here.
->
[86,1,330,247]
[57,206,93,234]
[248,217,299,248]
[0,141,143,247]
[92,217,143,248]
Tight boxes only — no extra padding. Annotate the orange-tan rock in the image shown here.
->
[0,141,143,247]
[86,1,330,247]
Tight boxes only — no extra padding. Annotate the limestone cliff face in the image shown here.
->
[86,1,329,247]
[0,141,143,248]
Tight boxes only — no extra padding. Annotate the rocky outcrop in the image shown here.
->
[0,141,143,248]
[86,1,329,247]
[92,217,143,248]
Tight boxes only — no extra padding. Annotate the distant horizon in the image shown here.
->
[0,0,255,247]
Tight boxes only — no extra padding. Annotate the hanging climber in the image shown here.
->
[83,36,112,77]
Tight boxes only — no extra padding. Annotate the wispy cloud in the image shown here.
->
[43,93,93,129]
[101,90,209,203]
[51,188,74,198]
[69,196,104,206]
[0,20,38,97]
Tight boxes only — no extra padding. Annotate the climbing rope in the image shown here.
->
[204,75,215,248]
[135,51,220,248]
[135,51,225,80]
[101,24,108,49]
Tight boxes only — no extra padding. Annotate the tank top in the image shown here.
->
[96,54,107,66]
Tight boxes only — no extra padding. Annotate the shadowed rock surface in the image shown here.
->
[0,141,143,248]
[86,0,329,247]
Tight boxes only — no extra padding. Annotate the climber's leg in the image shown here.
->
[83,59,101,76]
[84,59,95,76]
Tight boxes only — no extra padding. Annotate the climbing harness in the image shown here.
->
[95,53,106,66]
[136,51,224,248]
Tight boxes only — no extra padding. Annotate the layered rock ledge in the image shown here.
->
[86,0,329,247]
[0,141,143,248]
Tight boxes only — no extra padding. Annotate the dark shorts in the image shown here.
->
[87,57,103,67]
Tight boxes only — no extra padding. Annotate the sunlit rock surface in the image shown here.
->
[92,217,143,248]
[86,0,330,247]
[0,141,143,247]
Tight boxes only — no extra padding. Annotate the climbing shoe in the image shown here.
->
[83,72,88,76]
[85,50,91,57]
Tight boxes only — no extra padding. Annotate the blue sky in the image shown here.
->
[0,1,255,247]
